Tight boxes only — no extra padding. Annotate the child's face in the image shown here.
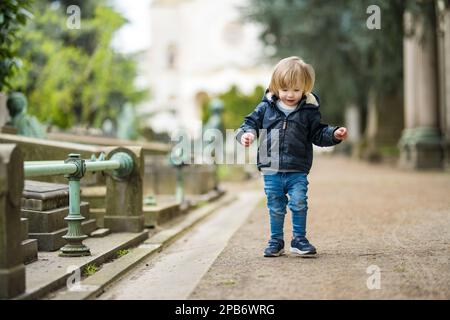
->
[278,87,303,107]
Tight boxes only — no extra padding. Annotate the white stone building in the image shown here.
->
[141,0,272,138]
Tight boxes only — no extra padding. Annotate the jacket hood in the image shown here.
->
[262,89,319,109]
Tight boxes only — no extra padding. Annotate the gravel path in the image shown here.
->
[189,156,450,299]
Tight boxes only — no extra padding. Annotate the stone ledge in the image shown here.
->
[16,231,149,300]
[47,192,235,300]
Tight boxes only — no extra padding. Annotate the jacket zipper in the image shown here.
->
[281,117,287,167]
[271,100,297,168]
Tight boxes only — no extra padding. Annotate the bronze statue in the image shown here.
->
[6,92,46,138]
[203,98,224,133]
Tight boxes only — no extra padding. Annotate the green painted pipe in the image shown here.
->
[60,169,91,257]
[25,163,78,177]
[24,160,65,165]
[24,152,133,178]
[85,160,120,172]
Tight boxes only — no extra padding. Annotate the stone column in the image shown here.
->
[399,3,443,169]
[0,93,8,129]
[345,105,361,143]
[0,144,25,299]
[436,1,450,170]
[104,146,144,232]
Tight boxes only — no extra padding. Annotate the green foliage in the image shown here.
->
[10,0,147,129]
[83,264,98,276]
[242,0,406,124]
[0,0,32,91]
[202,85,265,131]
[116,249,130,258]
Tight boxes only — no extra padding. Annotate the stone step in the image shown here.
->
[22,180,69,211]
[29,219,98,252]
[90,200,185,229]
[20,218,29,242]
[19,231,149,300]
[90,228,110,238]
[143,202,181,227]
[21,202,90,233]
[21,239,38,265]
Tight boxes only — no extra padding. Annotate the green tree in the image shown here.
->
[0,0,32,91]
[202,85,265,131]
[242,0,405,125]
[10,0,146,129]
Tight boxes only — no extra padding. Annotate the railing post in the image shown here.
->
[104,147,144,232]
[0,144,25,299]
[59,153,90,257]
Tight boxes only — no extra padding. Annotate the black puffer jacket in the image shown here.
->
[235,91,341,173]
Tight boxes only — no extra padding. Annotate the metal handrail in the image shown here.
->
[23,152,134,257]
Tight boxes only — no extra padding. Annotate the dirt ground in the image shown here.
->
[189,156,450,299]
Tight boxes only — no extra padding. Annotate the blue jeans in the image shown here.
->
[263,172,309,241]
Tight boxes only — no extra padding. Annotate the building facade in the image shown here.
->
[142,0,272,138]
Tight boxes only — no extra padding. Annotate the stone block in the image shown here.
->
[21,239,38,265]
[21,180,69,211]
[0,266,25,299]
[104,147,144,233]
[103,216,144,233]
[0,144,25,299]
[21,202,90,233]
[19,218,38,264]
[1,125,17,135]
[145,159,218,195]
[144,202,181,227]
[20,218,29,242]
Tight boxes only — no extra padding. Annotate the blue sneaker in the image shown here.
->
[290,237,317,256]
[264,239,285,257]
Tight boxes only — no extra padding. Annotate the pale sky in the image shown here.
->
[110,0,153,53]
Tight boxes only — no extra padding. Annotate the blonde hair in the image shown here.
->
[268,56,315,96]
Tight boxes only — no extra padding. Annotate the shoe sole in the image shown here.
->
[290,247,317,256]
[263,249,285,257]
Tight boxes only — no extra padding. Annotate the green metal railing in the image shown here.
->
[24,152,134,257]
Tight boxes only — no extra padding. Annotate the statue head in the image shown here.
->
[7,92,28,117]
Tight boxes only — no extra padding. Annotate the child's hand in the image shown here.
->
[241,132,255,147]
[334,127,348,141]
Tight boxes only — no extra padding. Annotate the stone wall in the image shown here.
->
[144,155,217,196]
